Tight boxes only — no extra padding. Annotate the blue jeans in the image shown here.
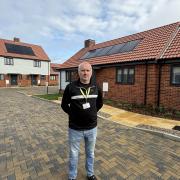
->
[68,127,97,179]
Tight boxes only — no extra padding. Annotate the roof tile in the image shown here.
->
[0,38,50,61]
[61,22,180,69]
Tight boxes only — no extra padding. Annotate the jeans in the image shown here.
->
[68,127,97,179]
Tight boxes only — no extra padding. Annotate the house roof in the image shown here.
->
[60,22,180,69]
[51,63,62,68]
[0,38,50,61]
[50,63,62,75]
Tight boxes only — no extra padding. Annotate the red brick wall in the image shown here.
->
[95,65,146,105]
[40,75,48,86]
[95,64,180,110]
[0,75,10,87]
[160,64,180,110]
[146,64,159,106]
[49,75,58,86]
[0,74,50,87]
[18,75,31,86]
[49,80,58,86]
[0,80,6,87]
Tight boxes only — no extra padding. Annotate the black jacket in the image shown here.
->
[61,79,103,130]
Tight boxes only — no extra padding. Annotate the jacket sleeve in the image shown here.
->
[61,84,71,114]
[96,86,103,111]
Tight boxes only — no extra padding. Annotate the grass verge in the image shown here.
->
[34,93,62,100]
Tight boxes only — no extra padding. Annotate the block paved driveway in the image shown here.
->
[0,87,179,180]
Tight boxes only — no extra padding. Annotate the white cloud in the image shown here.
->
[69,0,102,17]
[138,0,180,30]
[49,16,75,33]
[0,0,179,62]
[73,15,108,36]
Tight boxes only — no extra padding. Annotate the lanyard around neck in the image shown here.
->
[80,88,90,101]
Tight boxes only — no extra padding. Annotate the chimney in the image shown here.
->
[84,39,95,48]
[13,37,20,42]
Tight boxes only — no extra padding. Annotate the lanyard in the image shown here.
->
[80,88,90,102]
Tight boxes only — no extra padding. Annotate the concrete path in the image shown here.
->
[0,87,180,180]
[100,105,180,129]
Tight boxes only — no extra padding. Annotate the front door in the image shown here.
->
[31,75,37,85]
[11,74,18,85]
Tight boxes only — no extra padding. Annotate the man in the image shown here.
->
[61,62,103,180]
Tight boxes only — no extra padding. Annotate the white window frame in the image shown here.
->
[171,65,180,86]
[0,74,4,80]
[116,66,135,84]
[4,57,14,65]
[34,60,41,67]
[50,75,56,80]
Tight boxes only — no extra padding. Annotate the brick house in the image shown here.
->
[58,22,180,111]
[0,37,50,87]
[49,63,61,86]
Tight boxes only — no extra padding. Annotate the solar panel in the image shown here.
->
[5,43,35,56]
[106,43,125,55]
[80,51,91,59]
[81,47,113,59]
[96,46,113,56]
[87,49,102,58]
[118,40,140,53]
[80,39,141,60]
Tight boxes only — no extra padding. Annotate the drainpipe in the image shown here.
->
[144,61,148,105]
[47,61,50,94]
[70,71,72,83]
[157,61,163,107]
[59,71,61,91]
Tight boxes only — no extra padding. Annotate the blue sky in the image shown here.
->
[0,0,180,64]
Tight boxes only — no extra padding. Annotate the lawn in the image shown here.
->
[34,93,62,100]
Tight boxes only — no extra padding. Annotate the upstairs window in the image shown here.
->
[0,74,4,80]
[116,67,135,84]
[34,60,41,67]
[171,65,180,86]
[4,57,14,65]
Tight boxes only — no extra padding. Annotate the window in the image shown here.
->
[4,57,14,65]
[116,67,135,84]
[66,71,71,82]
[34,60,41,67]
[0,74,4,80]
[50,75,56,80]
[171,65,180,85]
[41,75,46,80]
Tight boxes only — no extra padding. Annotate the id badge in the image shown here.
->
[82,102,90,109]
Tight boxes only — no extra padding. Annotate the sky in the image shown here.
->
[0,0,180,64]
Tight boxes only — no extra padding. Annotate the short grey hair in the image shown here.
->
[78,62,92,73]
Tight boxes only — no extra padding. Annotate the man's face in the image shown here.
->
[78,63,92,84]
